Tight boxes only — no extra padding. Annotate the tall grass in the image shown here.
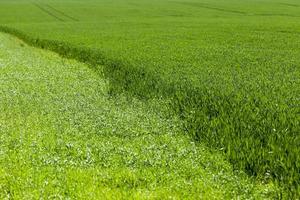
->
[0,25,298,197]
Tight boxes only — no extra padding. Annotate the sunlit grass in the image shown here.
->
[0,0,299,197]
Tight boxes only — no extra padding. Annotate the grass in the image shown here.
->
[0,33,277,199]
[0,0,299,197]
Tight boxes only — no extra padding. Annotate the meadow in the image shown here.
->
[0,0,299,198]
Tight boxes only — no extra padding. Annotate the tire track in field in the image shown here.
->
[175,2,247,15]
[44,4,79,22]
[253,13,300,17]
[278,3,300,8]
[174,2,300,18]
[33,3,65,22]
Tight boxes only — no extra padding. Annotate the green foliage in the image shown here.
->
[0,0,299,197]
[0,33,277,199]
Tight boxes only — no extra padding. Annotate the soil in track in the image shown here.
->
[0,33,277,199]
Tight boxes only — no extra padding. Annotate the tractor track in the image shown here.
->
[33,3,78,22]
[44,4,79,22]
[33,3,65,22]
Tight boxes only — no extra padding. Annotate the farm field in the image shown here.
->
[0,0,299,198]
[0,33,277,199]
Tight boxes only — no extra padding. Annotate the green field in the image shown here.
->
[1,32,278,199]
[0,0,299,198]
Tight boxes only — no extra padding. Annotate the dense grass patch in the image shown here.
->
[0,0,299,197]
[0,24,298,197]
[0,33,278,198]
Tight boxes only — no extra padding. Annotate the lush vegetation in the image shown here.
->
[0,32,277,199]
[0,0,299,198]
